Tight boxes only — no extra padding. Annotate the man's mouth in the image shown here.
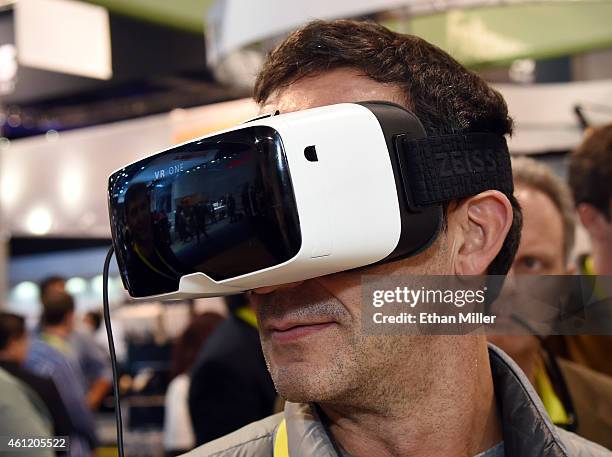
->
[266,320,337,343]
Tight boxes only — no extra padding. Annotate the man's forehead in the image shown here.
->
[515,183,564,242]
[514,183,556,211]
[259,68,406,114]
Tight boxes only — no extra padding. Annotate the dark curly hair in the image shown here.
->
[254,19,521,274]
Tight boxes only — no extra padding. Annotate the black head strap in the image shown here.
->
[395,133,514,210]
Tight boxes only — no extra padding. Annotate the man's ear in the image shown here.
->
[65,311,76,329]
[450,190,513,275]
[577,203,607,240]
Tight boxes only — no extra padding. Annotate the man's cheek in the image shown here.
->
[315,276,362,320]
[250,294,267,322]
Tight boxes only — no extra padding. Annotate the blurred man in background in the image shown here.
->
[561,124,612,378]
[164,312,224,456]
[39,276,66,302]
[0,367,54,457]
[25,291,98,456]
[83,310,102,334]
[40,277,112,410]
[0,311,74,438]
[570,124,612,278]
[489,156,612,448]
[188,294,276,445]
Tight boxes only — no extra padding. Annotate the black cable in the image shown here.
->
[102,246,125,457]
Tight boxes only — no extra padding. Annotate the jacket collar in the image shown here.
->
[488,344,568,456]
[282,345,569,457]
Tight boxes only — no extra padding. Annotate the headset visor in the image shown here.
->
[108,126,301,297]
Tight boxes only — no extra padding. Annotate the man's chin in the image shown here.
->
[269,362,341,404]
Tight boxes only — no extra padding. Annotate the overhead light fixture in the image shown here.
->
[205,0,409,89]
[66,277,87,295]
[509,59,536,84]
[0,44,17,94]
[26,206,53,235]
[13,281,39,302]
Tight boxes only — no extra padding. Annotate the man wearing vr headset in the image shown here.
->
[176,20,611,457]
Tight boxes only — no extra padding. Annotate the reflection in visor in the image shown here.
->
[108,126,301,297]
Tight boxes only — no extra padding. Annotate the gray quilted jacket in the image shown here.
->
[184,345,611,457]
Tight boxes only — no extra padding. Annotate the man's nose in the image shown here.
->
[252,281,304,295]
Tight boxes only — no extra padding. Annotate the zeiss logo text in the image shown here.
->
[154,163,184,179]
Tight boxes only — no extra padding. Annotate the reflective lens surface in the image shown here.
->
[108,126,301,297]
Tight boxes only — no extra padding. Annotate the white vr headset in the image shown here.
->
[108,102,513,300]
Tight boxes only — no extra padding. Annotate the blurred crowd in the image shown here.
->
[489,123,612,448]
[1,121,611,456]
[1,277,111,457]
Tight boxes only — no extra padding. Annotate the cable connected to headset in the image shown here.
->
[103,246,125,457]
